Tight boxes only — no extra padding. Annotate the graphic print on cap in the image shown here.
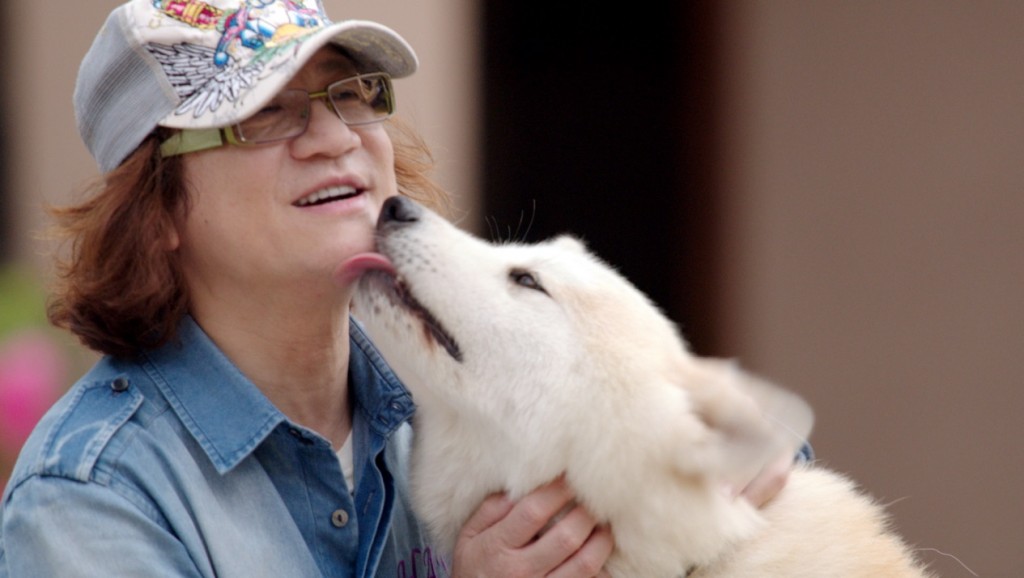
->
[142,0,330,124]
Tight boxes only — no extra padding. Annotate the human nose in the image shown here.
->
[289,98,360,159]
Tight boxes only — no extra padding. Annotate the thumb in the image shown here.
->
[459,493,515,540]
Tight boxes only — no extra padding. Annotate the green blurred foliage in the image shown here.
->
[0,265,49,338]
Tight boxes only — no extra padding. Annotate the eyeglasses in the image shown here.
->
[160,72,395,158]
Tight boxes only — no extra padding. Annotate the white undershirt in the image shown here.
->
[336,432,355,494]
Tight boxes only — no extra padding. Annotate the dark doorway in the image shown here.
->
[479,1,723,353]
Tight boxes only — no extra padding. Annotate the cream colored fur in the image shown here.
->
[351,197,933,577]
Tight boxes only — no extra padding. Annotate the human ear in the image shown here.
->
[163,221,180,251]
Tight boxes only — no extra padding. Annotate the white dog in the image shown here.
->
[346,196,933,577]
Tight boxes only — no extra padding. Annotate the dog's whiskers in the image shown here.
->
[914,548,978,576]
[512,199,537,243]
[483,200,538,244]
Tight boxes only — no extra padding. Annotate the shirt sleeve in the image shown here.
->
[2,475,203,577]
[796,442,815,464]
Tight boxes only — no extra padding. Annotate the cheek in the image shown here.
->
[178,154,253,245]
[367,127,398,190]
[182,147,274,209]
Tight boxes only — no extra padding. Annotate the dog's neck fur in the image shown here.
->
[400,361,768,576]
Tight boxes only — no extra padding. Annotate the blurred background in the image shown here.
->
[1,1,1020,575]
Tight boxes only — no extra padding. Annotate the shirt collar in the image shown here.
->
[142,316,284,474]
[348,318,416,435]
[142,316,415,475]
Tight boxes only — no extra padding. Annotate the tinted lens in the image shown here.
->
[235,90,310,143]
[327,73,394,125]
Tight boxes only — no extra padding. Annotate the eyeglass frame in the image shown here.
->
[159,72,395,158]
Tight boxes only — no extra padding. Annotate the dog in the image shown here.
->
[345,196,934,577]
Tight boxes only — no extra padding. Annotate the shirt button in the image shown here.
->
[331,509,350,528]
[111,377,129,393]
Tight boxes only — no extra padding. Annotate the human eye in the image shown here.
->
[330,85,361,104]
[248,95,292,123]
[330,79,371,103]
[237,91,305,142]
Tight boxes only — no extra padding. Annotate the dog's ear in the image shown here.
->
[677,358,814,489]
[551,235,589,253]
[726,360,815,452]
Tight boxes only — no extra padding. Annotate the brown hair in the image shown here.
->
[47,117,449,357]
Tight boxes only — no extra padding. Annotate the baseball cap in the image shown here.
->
[74,0,418,173]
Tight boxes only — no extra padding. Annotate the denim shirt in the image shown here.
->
[0,317,450,577]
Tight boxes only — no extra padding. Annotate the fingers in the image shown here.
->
[740,451,793,508]
[451,478,614,577]
[459,492,517,542]
[546,519,614,578]
[524,503,600,572]
[452,493,524,577]
[500,477,577,548]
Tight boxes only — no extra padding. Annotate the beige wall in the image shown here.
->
[7,1,1021,576]
[716,2,1023,576]
[7,0,480,275]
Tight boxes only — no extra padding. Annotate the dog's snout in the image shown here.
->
[379,196,422,229]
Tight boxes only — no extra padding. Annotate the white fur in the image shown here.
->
[352,198,933,577]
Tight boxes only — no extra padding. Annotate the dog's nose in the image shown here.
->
[379,195,422,228]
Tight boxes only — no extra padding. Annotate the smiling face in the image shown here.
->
[172,47,399,314]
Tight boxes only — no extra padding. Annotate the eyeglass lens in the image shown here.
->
[235,73,393,144]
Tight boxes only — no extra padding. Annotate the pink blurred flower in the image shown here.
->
[0,332,65,453]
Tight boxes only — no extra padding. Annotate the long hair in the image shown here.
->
[47,117,449,357]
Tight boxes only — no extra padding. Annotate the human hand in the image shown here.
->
[735,451,794,508]
[450,477,614,578]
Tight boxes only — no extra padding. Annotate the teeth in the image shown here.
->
[296,186,358,206]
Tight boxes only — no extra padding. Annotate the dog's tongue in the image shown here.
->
[334,252,396,287]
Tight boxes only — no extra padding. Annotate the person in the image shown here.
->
[0,1,797,576]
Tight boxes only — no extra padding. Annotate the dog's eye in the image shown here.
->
[510,269,547,294]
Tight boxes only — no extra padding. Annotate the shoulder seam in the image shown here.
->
[34,379,144,482]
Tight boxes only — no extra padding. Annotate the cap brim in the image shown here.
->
[159,19,417,130]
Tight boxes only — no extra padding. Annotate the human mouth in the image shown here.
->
[293,185,361,207]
